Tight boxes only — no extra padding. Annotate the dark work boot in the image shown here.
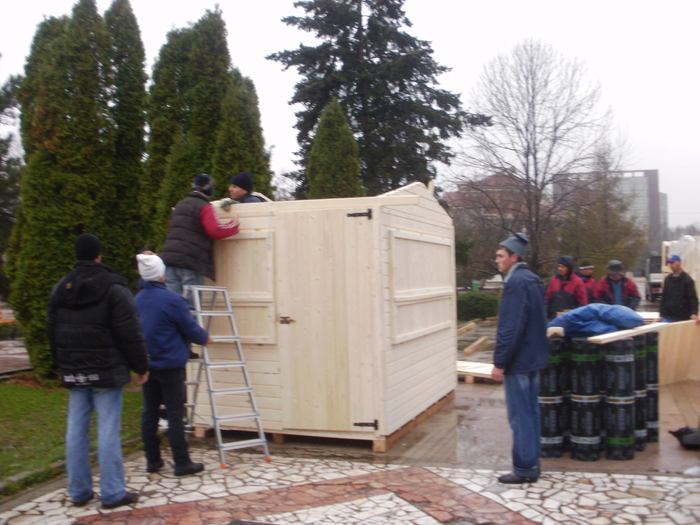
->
[146,459,165,473]
[174,462,204,477]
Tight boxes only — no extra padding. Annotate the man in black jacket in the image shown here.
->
[660,255,699,323]
[47,234,150,510]
[160,173,239,309]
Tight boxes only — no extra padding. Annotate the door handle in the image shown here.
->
[279,316,295,324]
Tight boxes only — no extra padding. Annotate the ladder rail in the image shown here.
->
[184,285,271,466]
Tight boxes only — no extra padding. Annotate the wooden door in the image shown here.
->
[277,207,378,432]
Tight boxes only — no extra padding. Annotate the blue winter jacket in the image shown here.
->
[135,281,209,370]
[494,263,549,374]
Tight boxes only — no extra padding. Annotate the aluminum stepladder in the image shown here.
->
[184,285,271,467]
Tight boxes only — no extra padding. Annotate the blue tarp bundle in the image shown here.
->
[547,303,645,338]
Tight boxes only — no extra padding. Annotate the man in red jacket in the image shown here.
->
[597,260,640,310]
[545,256,588,320]
[575,258,598,304]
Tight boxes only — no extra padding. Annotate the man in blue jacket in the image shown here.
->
[492,233,548,484]
[135,254,213,477]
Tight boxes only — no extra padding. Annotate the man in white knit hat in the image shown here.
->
[134,254,213,477]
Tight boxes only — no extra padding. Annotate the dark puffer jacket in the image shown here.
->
[47,261,150,388]
[660,271,699,321]
[160,192,214,279]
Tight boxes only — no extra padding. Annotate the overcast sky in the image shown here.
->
[1,0,698,228]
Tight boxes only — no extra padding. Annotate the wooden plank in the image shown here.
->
[659,321,700,385]
[456,361,494,378]
[457,322,476,336]
[463,336,489,356]
[586,322,671,344]
[667,383,699,428]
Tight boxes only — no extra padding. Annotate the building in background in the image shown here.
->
[618,170,667,250]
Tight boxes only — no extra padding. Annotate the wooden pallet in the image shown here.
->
[456,361,494,384]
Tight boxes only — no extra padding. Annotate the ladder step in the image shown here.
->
[210,387,254,395]
[217,438,268,451]
[216,412,259,423]
[185,380,201,386]
[206,361,245,369]
[195,311,234,317]
[210,336,240,342]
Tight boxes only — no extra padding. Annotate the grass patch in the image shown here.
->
[0,374,144,482]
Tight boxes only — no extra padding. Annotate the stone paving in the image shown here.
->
[3,447,700,525]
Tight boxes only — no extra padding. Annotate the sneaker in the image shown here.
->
[73,491,94,507]
[683,463,700,477]
[498,472,538,484]
[102,492,138,509]
[174,462,204,477]
[147,459,165,473]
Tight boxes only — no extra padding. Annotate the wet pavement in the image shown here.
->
[4,292,700,524]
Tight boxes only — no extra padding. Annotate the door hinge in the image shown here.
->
[347,208,372,220]
[353,419,378,430]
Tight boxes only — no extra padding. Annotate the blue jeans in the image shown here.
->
[66,387,126,506]
[504,372,541,478]
[141,368,191,466]
[164,267,204,310]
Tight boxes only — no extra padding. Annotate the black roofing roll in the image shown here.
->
[540,339,567,397]
[605,395,635,460]
[646,332,659,384]
[646,386,659,443]
[604,339,634,398]
[539,396,564,458]
[570,394,601,461]
[570,338,602,396]
[633,335,647,391]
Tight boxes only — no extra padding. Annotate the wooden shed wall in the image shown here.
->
[189,185,456,440]
[379,183,457,434]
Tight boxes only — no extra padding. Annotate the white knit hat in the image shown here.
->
[137,254,166,282]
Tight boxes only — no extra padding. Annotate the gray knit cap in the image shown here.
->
[499,232,529,259]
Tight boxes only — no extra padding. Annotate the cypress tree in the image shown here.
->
[0,74,23,300]
[307,99,363,199]
[9,0,116,383]
[151,9,232,248]
[105,0,147,277]
[211,69,272,199]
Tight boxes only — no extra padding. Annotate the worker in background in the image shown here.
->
[575,259,598,304]
[596,260,641,310]
[228,172,266,203]
[660,255,699,323]
[544,256,588,320]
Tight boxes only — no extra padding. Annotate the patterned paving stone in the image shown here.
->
[4,450,700,525]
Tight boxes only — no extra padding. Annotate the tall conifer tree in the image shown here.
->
[268,0,470,196]
[142,27,192,243]
[151,9,232,247]
[9,0,115,382]
[307,99,363,199]
[105,0,147,278]
[211,69,272,199]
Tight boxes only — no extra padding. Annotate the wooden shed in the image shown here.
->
[190,182,457,451]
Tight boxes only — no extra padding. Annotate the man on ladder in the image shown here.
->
[135,253,213,477]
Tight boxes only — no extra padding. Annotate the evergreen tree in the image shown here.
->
[211,69,272,199]
[142,27,192,243]
[0,73,23,300]
[9,0,116,383]
[150,9,232,247]
[307,99,363,199]
[268,0,469,196]
[105,0,147,278]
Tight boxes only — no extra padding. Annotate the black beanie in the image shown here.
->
[192,173,214,196]
[75,233,102,261]
[229,172,253,194]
